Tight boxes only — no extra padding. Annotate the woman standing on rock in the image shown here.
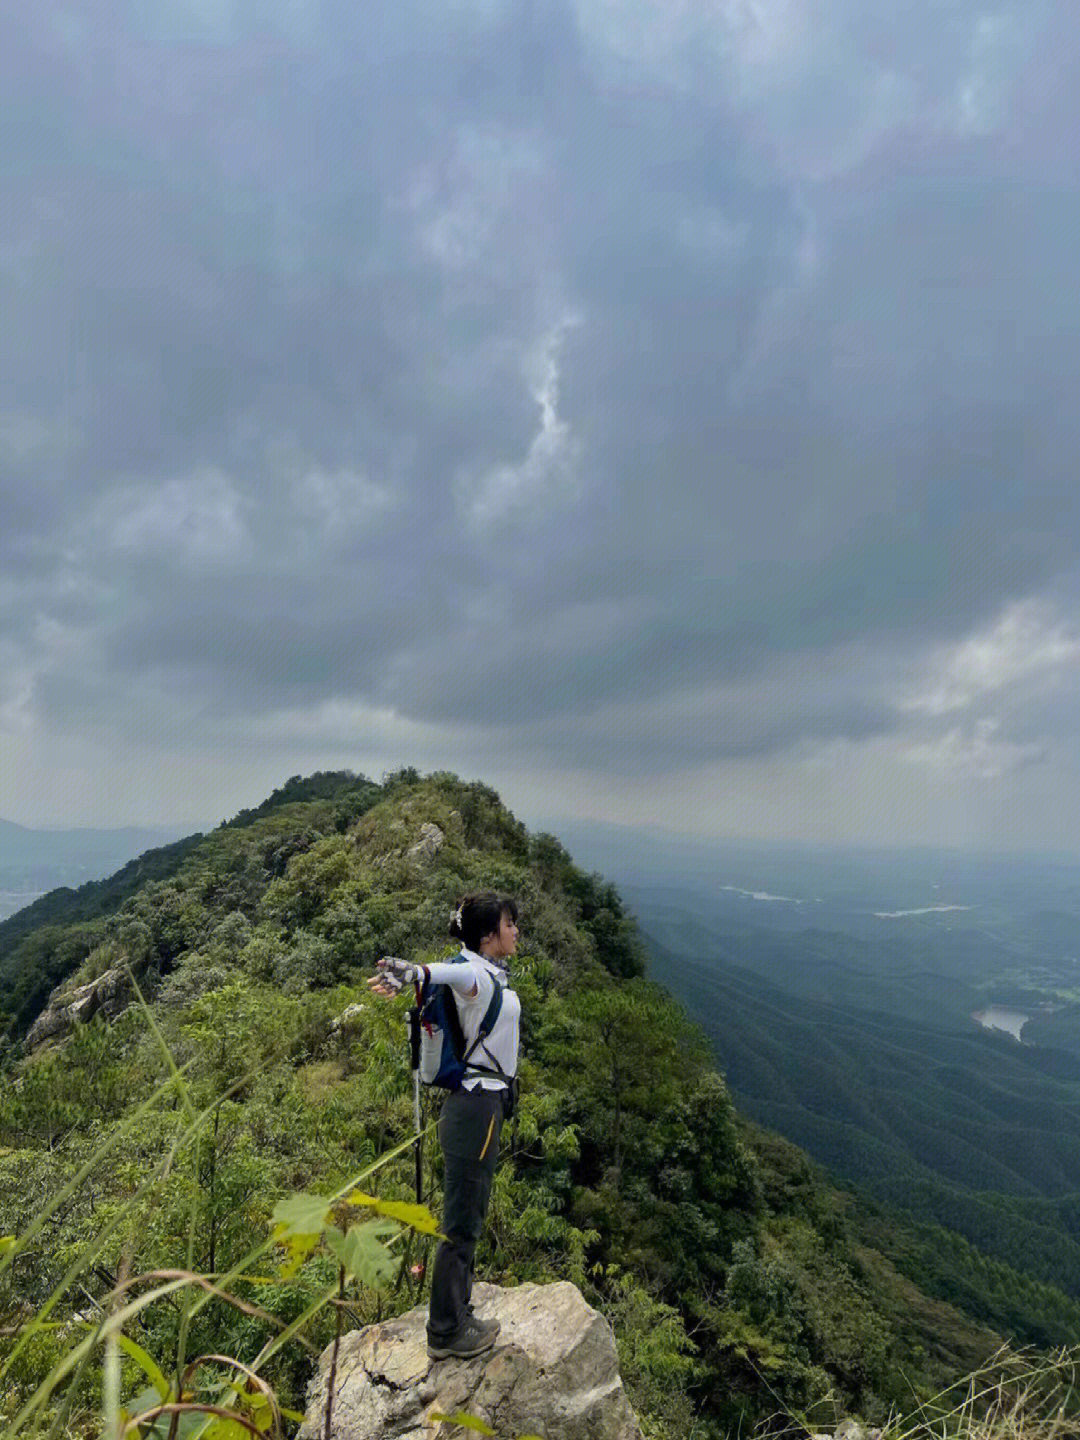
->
[367,891,521,1360]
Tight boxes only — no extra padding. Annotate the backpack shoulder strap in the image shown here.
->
[462,973,506,1077]
[429,953,507,1070]
[475,983,503,1041]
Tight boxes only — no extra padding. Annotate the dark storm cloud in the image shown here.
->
[3,0,1080,781]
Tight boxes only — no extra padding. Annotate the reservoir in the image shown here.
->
[972,1006,1029,1042]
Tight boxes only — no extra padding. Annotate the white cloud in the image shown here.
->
[103,468,250,566]
[456,313,583,529]
[575,0,1027,179]
[0,412,77,465]
[233,694,459,752]
[0,647,34,734]
[727,192,821,402]
[902,599,1080,717]
[292,466,394,532]
[901,717,1044,780]
[676,206,749,267]
[404,125,548,277]
[722,0,806,71]
[956,12,1022,136]
[0,613,95,736]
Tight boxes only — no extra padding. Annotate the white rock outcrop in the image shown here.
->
[25,967,129,1050]
[405,823,445,867]
[299,1280,644,1440]
[329,1002,366,1034]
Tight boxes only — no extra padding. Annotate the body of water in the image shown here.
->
[875,904,973,918]
[972,1006,1029,1042]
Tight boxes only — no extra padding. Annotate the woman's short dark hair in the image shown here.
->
[449,891,518,952]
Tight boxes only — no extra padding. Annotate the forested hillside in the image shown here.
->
[0,832,205,1038]
[0,772,1022,1437]
[641,909,1080,1349]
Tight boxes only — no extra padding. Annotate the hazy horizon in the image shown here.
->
[6,782,1080,869]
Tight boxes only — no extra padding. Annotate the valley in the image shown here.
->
[619,845,1080,1331]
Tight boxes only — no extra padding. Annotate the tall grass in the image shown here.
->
[0,973,437,1439]
[886,1346,1080,1440]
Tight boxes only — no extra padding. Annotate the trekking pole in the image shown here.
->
[408,990,423,1204]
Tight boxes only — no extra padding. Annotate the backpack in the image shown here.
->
[413,954,506,1091]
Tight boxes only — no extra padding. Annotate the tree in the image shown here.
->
[554,981,698,1181]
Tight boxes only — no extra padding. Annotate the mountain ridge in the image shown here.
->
[0,769,1058,1437]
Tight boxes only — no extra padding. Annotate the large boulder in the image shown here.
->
[299,1280,644,1440]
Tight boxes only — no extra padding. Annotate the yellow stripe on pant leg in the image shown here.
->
[478,1115,496,1162]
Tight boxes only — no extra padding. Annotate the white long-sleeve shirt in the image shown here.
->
[424,947,520,1091]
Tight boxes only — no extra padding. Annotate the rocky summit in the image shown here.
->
[299,1280,644,1440]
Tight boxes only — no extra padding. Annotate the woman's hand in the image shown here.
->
[366,956,420,997]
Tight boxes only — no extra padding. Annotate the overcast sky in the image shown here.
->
[3,1,1080,852]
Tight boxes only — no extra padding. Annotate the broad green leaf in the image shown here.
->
[232,1388,278,1435]
[0,1236,14,1255]
[122,1384,167,1421]
[274,1236,318,1279]
[270,1191,331,1275]
[346,1190,441,1235]
[196,1419,254,1440]
[428,1413,496,1435]
[270,1191,332,1238]
[324,1219,398,1288]
[126,1403,215,1439]
[112,1333,172,1402]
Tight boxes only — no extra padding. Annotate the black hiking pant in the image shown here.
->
[427,1085,505,1343]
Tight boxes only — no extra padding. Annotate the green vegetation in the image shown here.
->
[0,834,205,1043]
[0,771,1026,1436]
[642,919,1080,1350]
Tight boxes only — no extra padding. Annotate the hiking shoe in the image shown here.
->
[427,1315,500,1360]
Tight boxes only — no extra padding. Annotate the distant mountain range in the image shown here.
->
[0,818,184,919]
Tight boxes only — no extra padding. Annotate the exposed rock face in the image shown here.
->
[405,822,444,867]
[828,1425,880,1440]
[811,1425,880,1440]
[299,1280,644,1440]
[835,1422,870,1440]
[25,967,129,1049]
[329,1002,366,1034]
